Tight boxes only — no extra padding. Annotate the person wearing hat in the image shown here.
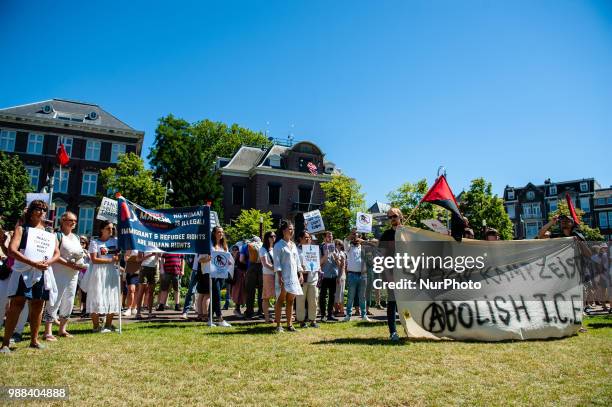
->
[538,214,584,240]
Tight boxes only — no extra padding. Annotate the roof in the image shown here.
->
[0,98,137,131]
[257,144,290,167]
[368,201,391,214]
[506,178,596,190]
[223,146,267,172]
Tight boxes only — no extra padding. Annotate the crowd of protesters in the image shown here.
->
[0,200,611,353]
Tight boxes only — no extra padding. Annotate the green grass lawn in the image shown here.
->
[1,316,611,406]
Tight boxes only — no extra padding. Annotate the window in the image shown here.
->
[110,143,126,163]
[232,185,244,206]
[506,204,515,219]
[549,199,558,213]
[269,155,281,168]
[54,203,67,226]
[525,222,543,239]
[27,133,44,154]
[53,168,69,193]
[81,172,98,196]
[580,182,588,192]
[507,190,515,200]
[526,191,535,201]
[523,202,541,219]
[268,184,281,205]
[549,185,557,196]
[596,198,606,206]
[579,197,590,212]
[299,187,312,204]
[0,130,16,152]
[86,140,101,161]
[25,166,40,190]
[600,212,609,228]
[609,212,612,228]
[57,136,73,157]
[608,197,612,205]
[78,206,95,235]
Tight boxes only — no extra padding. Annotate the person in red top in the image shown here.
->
[157,253,184,311]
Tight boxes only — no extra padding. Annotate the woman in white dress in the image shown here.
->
[43,211,83,340]
[273,221,304,332]
[86,220,120,333]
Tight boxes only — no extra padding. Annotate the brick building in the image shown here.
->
[0,99,144,235]
[593,187,612,241]
[503,178,600,239]
[217,140,338,232]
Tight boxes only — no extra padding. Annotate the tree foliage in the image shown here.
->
[548,200,604,241]
[148,115,271,216]
[224,209,273,244]
[0,152,32,229]
[100,153,166,209]
[387,179,445,229]
[320,174,366,239]
[459,178,514,240]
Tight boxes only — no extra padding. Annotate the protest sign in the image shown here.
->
[388,226,584,341]
[422,219,449,235]
[356,212,373,234]
[210,250,234,278]
[97,197,118,223]
[23,228,56,262]
[301,244,321,272]
[26,193,49,207]
[117,197,210,254]
[304,210,325,234]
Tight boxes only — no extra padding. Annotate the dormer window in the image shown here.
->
[580,182,588,192]
[549,185,557,196]
[269,154,281,168]
[507,190,515,200]
[526,191,535,201]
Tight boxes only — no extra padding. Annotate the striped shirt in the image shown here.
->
[162,254,183,275]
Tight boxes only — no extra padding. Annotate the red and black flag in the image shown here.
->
[56,143,70,166]
[565,192,580,225]
[421,175,465,241]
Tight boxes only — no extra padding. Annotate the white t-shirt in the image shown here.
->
[89,237,118,259]
[346,243,362,273]
[141,252,159,268]
[259,246,275,276]
[55,232,82,274]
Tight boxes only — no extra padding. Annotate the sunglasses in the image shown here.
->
[270,235,276,238]
[64,219,77,223]
[388,214,399,219]
[33,207,48,213]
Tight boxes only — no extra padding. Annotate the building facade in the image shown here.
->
[0,99,144,235]
[503,178,600,239]
[593,187,612,241]
[218,141,338,233]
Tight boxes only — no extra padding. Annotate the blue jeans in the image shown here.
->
[182,269,199,313]
[346,272,367,317]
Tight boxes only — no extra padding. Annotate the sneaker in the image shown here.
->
[584,306,592,315]
[29,342,46,349]
[299,322,308,328]
[105,325,117,332]
[286,325,297,332]
[156,304,165,312]
[217,320,231,327]
[343,315,351,322]
[275,326,284,333]
[390,332,400,342]
[122,309,132,317]
[11,333,23,343]
[327,315,338,322]
[0,346,10,354]
[92,326,102,333]
[309,321,319,328]
[174,304,181,312]
[100,328,112,333]
[361,316,371,322]
[181,313,189,320]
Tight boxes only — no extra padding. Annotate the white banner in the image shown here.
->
[356,212,373,234]
[24,228,56,263]
[301,244,320,272]
[304,210,325,234]
[97,197,118,223]
[422,219,449,235]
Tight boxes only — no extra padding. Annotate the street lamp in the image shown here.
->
[160,179,173,206]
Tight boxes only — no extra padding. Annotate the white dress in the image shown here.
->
[44,232,81,320]
[273,239,303,297]
[85,238,120,314]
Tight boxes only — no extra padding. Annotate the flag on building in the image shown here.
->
[307,161,318,176]
[56,143,70,166]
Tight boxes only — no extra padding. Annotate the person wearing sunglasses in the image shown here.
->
[85,220,120,333]
[379,207,403,342]
[1,200,60,352]
[42,211,82,341]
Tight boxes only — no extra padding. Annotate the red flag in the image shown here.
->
[56,143,70,166]
[421,175,462,219]
[307,162,318,176]
[565,193,580,225]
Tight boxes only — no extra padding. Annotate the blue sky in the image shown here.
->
[1,1,611,203]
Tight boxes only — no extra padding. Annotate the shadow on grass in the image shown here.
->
[586,322,612,329]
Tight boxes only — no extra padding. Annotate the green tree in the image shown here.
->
[387,179,445,229]
[224,209,273,244]
[0,152,32,228]
[320,174,366,239]
[548,200,604,241]
[148,115,271,216]
[460,178,514,240]
[100,153,166,209]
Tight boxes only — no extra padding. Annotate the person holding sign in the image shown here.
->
[1,200,60,352]
[42,211,83,341]
[273,221,304,332]
[86,220,120,333]
[296,231,320,328]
